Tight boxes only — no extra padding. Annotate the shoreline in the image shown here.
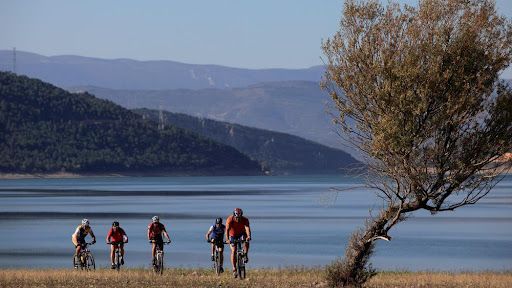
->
[0,170,266,180]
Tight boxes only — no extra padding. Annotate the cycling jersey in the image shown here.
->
[148,222,167,240]
[72,225,93,241]
[72,225,94,246]
[208,224,225,240]
[226,215,249,237]
[107,227,127,243]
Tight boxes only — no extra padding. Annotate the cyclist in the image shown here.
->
[147,215,171,267]
[106,221,128,269]
[71,218,96,268]
[205,217,226,273]
[225,208,251,277]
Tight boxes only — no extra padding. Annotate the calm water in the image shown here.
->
[0,175,510,271]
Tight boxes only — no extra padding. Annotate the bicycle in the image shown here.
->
[107,241,125,271]
[230,239,247,279]
[208,239,227,276]
[73,242,95,271]
[150,240,170,275]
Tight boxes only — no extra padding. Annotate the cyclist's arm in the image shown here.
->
[123,229,128,243]
[147,227,151,240]
[205,226,213,241]
[163,231,171,242]
[225,224,231,242]
[89,229,96,243]
[245,225,251,241]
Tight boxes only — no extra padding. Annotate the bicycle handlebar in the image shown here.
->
[107,241,126,245]
[149,240,171,244]
[228,239,248,244]
[207,239,229,244]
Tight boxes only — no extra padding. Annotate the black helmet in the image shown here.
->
[215,217,222,224]
[112,221,119,227]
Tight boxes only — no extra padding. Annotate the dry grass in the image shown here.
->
[0,269,511,288]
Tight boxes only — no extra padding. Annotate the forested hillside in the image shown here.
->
[0,72,261,174]
[136,109,360,174]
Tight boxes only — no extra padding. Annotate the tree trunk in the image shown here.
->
[327,205,400,287]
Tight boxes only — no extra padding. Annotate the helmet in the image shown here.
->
[215,217,222,224]
[233,208,243,217]
[81,219,90,226]
[152,216,159,223]
[112,221,119,227]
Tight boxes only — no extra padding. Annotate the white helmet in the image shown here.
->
[81,218,90,226]
[152,216,159,223]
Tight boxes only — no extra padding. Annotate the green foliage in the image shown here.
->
[0,72,261,174]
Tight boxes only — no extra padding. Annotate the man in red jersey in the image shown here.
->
[106,221,128,269]
[225,208,251,277]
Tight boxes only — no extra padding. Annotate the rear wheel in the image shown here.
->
[155,252,164,275]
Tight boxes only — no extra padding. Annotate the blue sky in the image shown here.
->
[1,0,511,76]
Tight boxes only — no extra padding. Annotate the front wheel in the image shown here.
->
[72,255,79,270]
[214,250,221,276]
[115,252,121,271]
[85,253,95,271]
[237,253,245,279]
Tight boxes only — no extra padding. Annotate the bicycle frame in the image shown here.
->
[108,241,124,271]
[150,240,170,275]
[231,239,247,279]
[209,239,226,275]
[73,242,95,271]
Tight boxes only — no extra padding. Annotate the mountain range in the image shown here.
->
[0,50,324,90]
[71,81,346,151]
[0,50,356,158]
[135,108,360,174]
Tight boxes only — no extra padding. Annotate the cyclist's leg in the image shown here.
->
[110,245,115,265]
[218,241,225,270]
[243,233,250,262]
[120,243,125,265]
[229,236,237,272]
[72,238,81,257]
[151,242,157,264]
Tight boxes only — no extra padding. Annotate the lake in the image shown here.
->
[0,175,510,271]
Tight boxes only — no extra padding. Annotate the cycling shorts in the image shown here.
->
[151,236,164,251]
[229,233,247,247]
[111,242,124,249]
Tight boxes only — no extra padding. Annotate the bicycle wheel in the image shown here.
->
[239,263,246,279]
[214,250,221,276]
[152,256,158,273]
[155,253,163,275]
[86,254,95,271]
[115,252,121,271]
[72,255,79,269]
[236,253,245,279]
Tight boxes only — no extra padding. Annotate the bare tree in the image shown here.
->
[322,0,512,287]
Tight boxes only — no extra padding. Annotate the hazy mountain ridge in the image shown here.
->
[70,81,347,153]
[0,72,262,174]
[135,108,360,174]
[0,50,324,90]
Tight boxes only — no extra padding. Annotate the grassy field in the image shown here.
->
[0,268,511,288]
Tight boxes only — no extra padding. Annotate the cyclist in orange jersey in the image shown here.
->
[225,208,251,276]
